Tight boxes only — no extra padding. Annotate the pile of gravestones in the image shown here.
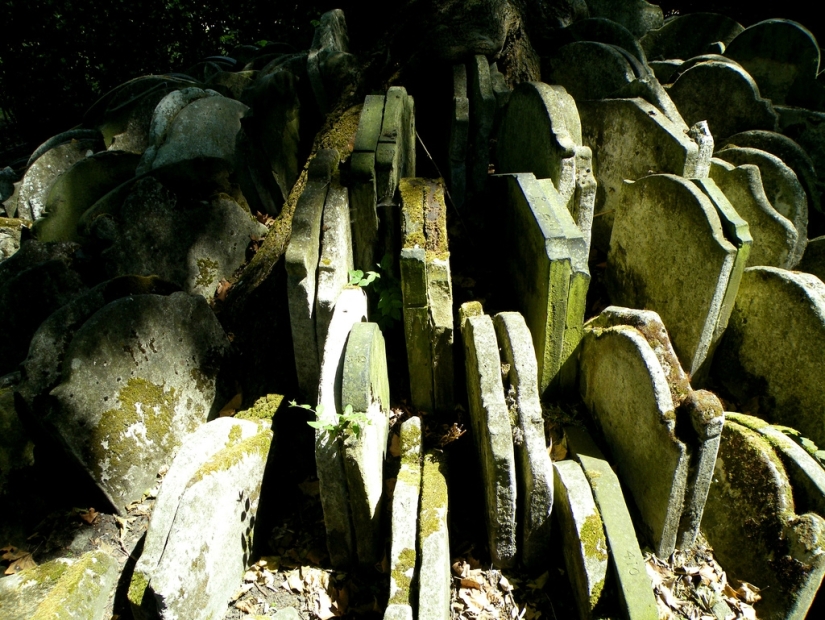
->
[3,2,825,619]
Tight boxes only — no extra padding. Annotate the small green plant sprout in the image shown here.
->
[290,401,371,439]
[348,269,379,287]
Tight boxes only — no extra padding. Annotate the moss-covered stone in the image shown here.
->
[190,429,272,484]
[236,393,284,422]
[30,550,118,620]
[389,547,416,605]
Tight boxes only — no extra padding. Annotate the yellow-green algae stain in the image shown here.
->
[581,513,608,562]
[195,257,219,288]
[190,430,273,484]
[236,394,284,422]
[228,423,243,446]
[419,451,448,539]
[127,570,149,607]
[390,547,417,605]
[30,552,112,620]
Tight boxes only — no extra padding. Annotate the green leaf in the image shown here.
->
[307,420,326,429]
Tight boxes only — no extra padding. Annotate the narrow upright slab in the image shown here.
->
[376,87,415,207]
[703,420,825,619]
[565,426,658,620]
[341,322,390,566]
[417,450,450,620]
[286,149,338,399]
[449,64,470,210]
[315,287,368,567]
[553,459,609,619]
[606,174,738,378]
[461,313,517,568]
[712,266,825,448]
[579,319,689,557]
[350,94,385,271]
[493,312,553,570]
[316,181,354,350]
[467,55,496,197]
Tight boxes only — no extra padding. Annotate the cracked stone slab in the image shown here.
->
[417,450,450,620]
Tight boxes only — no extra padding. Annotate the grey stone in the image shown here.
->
[448,64,469,210]
[579,97,703,251]
[703,420,825,619]
[546,42,637,101]
[94,177,266,298]
[461,312,517,568]
[315,287,368,567]
[648,60,682,84]
[376,87,415,207]
[606,174,741,378]
[0,385,33,492]
[798,235,825,281]
[32,150,139,243]
[341,322,390,566]
[467,55,496,197]
[715,146,808,265]
[350,94,385,271]
[641,13,744,61]
[145,88,219,161]
[493,312,553,570]
[669,60,778,142]
[0,550,118,620]
[388,417,421,607]
[565,426,658,620]
[417,450,450,620]
[383,604,413,620]
[43,292,229,509]
[709,158,799,269]
[129,417,263,618]
[586,0,662,38]
[0,166,16,207]
[0,217,24,262]
[724,19,820,106]
[316,181,354,350]
[271,609,302,620]
[552,459,609,619]
[286,150,338,399]
[136,429,272,620]
[308,9,350,115]
[712,266,825,448]
[776,106,825,197]
[559,17,647,65]
[16,139,98,221]
[26,129,103,169]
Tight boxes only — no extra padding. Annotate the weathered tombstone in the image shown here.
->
[460,309,517,568]
[715,145,808,265]
[493,312,553,570]
[315,286,368,567]
[709,158,799,268]
[286,149,338,399]
[0,217,23,262]
[648,60,682,84]
[702,420,825,619]
[565,426,659,620]
[307,9,350,116]
[417,450,450,620]
[129,417,264,619]
[712,266,825,448]
[316,181,354,350]
[40,292,230,510]
[606,174,744,379]
[775,106,825,198]
[585,0,662,38]
[668,60,778,142]
[545,42,636,102]
[467,55,496,197]
[724,19,820,106]
[341,322,390,566]
[25,128,103,169]
[578,97,704,251]
[32,151,140,243]
[133,429,273,620]
[558,17,647,65]
[376,86,415,207]
[387,417,421,613]
[399,178,454,413]
[552,459,609,618]
[641,13,744,61]
[797,235,825,282]
[448,64,469,210]
[350,94,385,271]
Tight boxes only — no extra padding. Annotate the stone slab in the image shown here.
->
[565,426,658,620]
[553,459,609,619]
[493,312,553,570]
[461,313,517,568]
[545,42,636,102]
[341,322,390,566]
[383,604,413,620]
[798,235,825,282]
[712,266,825,448]
[641,12,744,61]
[449,64,470,209]
[585,0,663,38]
[350,150,378,272]
[468,55,496,197]
[606,174,738,378]
[560,17,647,65]
[417,450,450,620]
[353,95,386,154]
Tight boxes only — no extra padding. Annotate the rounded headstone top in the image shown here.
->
[559,17,647,65]
[724,19,821,105]
[546,41,636,101]
[585,0,663,39]
[641,13,744,62]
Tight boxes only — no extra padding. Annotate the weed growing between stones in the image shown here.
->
[290,401,371,440]
[348,252,403,331]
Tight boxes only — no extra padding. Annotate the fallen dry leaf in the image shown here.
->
[2,546,36,575]
[218,392,243,417]
[736,582,762,604]
[216,279,232,302]
[460,576,484,590]
[285,569,303,593]
[231,582,254,602]
[234,598,258,614]
[79,507,99,524]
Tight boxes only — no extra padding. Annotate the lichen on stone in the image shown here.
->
[390,546,417,605]
[419,451,448,539]
[236,393,284,422]
[581,513,608,562]
[190,429,272,484]
[195,257,219,288]
[127,569,149,607]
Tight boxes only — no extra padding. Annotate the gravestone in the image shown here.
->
[712,266,825,448]
[376,86,415,207]
[715,146,808,265]
[724,19,820,106]
[286,149,338,399]
[607,174,744,378]
[493,312,553,570]
[341,322,390,566]
[585,0,663,38]
[775,106,825,204]
[559,17,647,65]
[553,459,609,619]
[668,60,778,142]
[350,94,385,272]
[461,310,517,568]
[307,9,350,116]
[797,235,825,281]
[448,64,469,210]
[702,420,825,619]
[709,158,799,268]
[545,42,636,102]
[641,13,744,61]
[467,55,496,198]
[417,450,450,620]
[399,178,454,413]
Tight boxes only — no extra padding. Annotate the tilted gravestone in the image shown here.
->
[559,17,647,65]
[448,64,470,210]
[712,266,825,448]
[640,12,744,62]
[798,235,825,282]
[668,60,778,142]
[467,55,496,198]
[709,158,799,269]
[417,450,450,620]
[545,42,637,102]
[702,420,825,619]
[399,178,454,413]
[585,0,663,39]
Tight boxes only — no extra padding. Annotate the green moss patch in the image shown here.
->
[236,393,284,422]
[190,430,272,484]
